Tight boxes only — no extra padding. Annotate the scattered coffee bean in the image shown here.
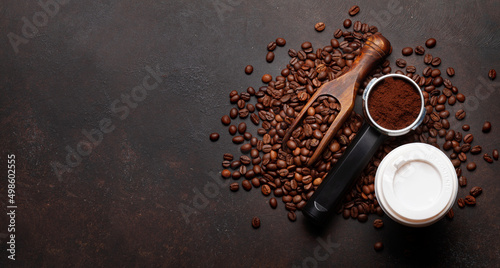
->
[266,51,275,63]
[446,208,454,219]
[402,47,413,56]
[458,176,467,187]
[210,133,220,141]
[221,169,231,178]
[466,162,476,171]
[252,217,260,228]
[230,182,239,191]
[229,125,237,135]
[348,5,360,16]
[470,186,482,197]
[276,37,286,46]
[242,180,252,191]
[315,22,326,32]
[456,93,466,102]
[261,184,271,196]
[493,149,499,160]
[457,198,465,208]
[343,19,352,28]
[482,121,491,133]
[396,58,407,68]
[221,115,231,125]
[455,109,466,120]
[425,38,436,48]
[470,145,482,155]
[424,54,433,65]
[464,195,476,205]
[269,197,277,209]
[374,242,384,251]
[463,134,473,144]
[267,41,277,51]
[245,65,253,74]
[262,74,272,83]
[431,57,441,67]
[415,45,425,55]
[446,67,455,77]
[489,69,496,80]
[462,124,470,131]
[373,219,384,229]
[483,154,493,163]
[240,143,252,153]
[288,211,297,221]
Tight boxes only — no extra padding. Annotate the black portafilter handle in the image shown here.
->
[302,123,387,225]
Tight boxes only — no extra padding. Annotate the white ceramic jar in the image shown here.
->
[375,143,458,227]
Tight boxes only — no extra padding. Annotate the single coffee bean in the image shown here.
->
[482,121,492,133]
[240,143,252,153]
[446,208,454,219]
[458,152,467,162]
[301,41,312,50]
[463,134,473,144]
[221,115,231,125]
[425,38,437,48]
[457,198,465,208]
[459,176,467,187]
[251,217,260,228]
[415,45,425,55]
[455,109,466,120]
[232,136,244,144]
[406,65,416,73]
[267,41,277,51]
[470,145,482,154]
[493,149,499,160]
[396,58,407,68]
[348,5,360,16]
[433,76,443,86]
[374,242,384,252]
[462,124,470,131]
[244,65,253,74]
[446,67,455,77]
[269,197,277,209]
[461,143,471,153]
[230,182,239,191]
[261,184,271,195]
[241,180,252,191]
[223,153,234,161]
[451,159,461,168]
[424,54,433,65]
[464,195,476,205]
[315,22,326,32]
[221,169,231,178]
[229,125,237,135]
[276,37,286,46]
[209,133,219,141]
[489,69,497,80]
[343,19,352,28]
[456,93,466,102]
[240,155,251,165]
[288,211,297,222]
[262,74,272,83]
[237,122,247,134]
[431,69,441,77]
[358,214,368,222]
[466,162,476,171]
[231,170,241,179]
[373,219,384,228]
[266,51,275,63]
[470,186,482,197]
[229,108,238,119]
[402,47,413,56]
[483,154,493,163]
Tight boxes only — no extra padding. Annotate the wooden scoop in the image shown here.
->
[282,34,391,166]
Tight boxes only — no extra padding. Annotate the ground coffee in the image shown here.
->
[368,77,421,130]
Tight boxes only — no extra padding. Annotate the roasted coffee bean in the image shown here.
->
[261,184,271,195]
[464,195,476,205]
[229,125,237,135]
[482,121,492,133]
[451,159,461,168]
[373,219,384,228]
[240,155,251,165]
[459,176,467,187]
[483,154,493,163]
[342,209,350,219]
[315,22,326,32]
[446,208,454,219]
[470,186,482,197]
[463,134,473,144]
[262,74,272,83]
[455,109,466,120]
[358,214,368,222]
[237,122,247,134]
[240,143,252,153]
[343,19,352,28]
[348,5,360,16]
[470,145,482,154]
[223,153,234,161]
[230,108,238,119]
[446,67,455,77]
[415,45,425,55]
[276,37,286,46]
[267,41,277,51]
[406,65,416,73]
[353,21,362,32]
[489,69,497,80]
[448,96,456,105]
[461,143,471,153]
[242,180,252,191]
[221,169,231,178]
[456,93,466,102]
[396,58,407,68]
[493,149,499,160]
[210,133,220,141]
[424,54,433,65]
[230,182,239,191]
[251,217,260,228]
[374,242,384,252]
[433,76,443,86]
[462,124,470,131]
[221,115,231,125]
[402,47,413,56]
[245,65,253,74]
[288,211,297,221]
[457,198,465,208]
[466,162,476,171]
[222,160,231,168]
[239,109,249,118]
[251,178,260,188]
[232,136,244,144]
[250,114,260,125]
[425,38,437,48]
[231,171,241,179]
[266,51,275,63]
[458,152,467,162]
[269,197,278,209]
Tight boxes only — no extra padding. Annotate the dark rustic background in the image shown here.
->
[1,0,500,267]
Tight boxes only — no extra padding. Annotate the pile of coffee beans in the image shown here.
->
[210,4,497,250]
